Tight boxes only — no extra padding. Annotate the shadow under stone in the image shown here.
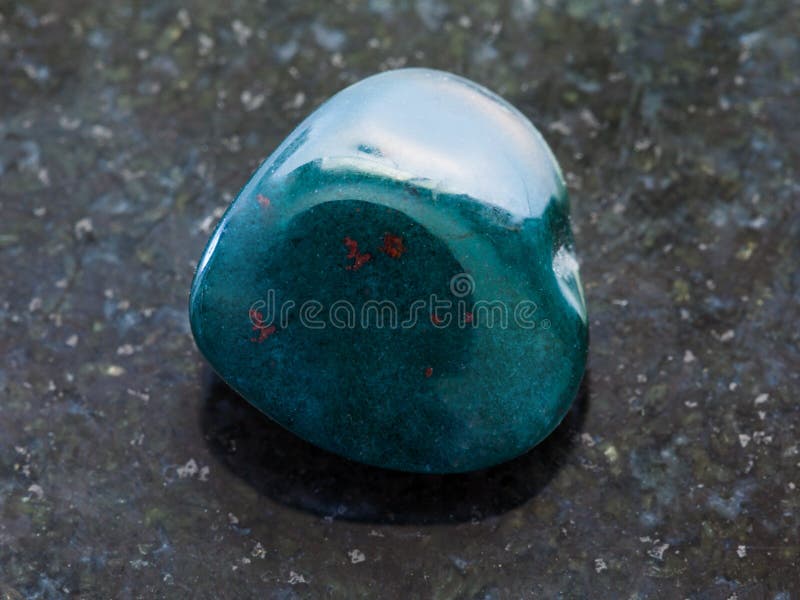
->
[200,366,590,525]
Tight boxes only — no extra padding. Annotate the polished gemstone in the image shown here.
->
[189,68,588,473]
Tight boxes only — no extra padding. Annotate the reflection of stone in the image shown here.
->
[189,69,588,473]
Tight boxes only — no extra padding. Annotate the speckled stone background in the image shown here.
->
[1,0,798,598]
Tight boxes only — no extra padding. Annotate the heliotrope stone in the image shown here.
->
[189,68,588,473]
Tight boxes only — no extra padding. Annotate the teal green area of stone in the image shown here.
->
[189,69,588,473]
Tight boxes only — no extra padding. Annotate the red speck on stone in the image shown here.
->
[343,236,371,271]
[464,312,473,324]
[424,367,433,378]
[381,233,405,258]
[256,194,271,208]
[431,314,443,325]
[249,309,277,342]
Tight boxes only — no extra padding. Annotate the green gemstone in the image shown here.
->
[189,68,588,473]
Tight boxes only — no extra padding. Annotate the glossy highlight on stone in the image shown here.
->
[189,69,588,473]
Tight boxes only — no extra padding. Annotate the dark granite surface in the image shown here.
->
[1,0,798,597]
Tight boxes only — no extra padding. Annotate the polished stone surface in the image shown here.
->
[1,0,798,597]
[189,69,588,473]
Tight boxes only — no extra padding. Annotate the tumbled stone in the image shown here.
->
[189,69,588,473]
